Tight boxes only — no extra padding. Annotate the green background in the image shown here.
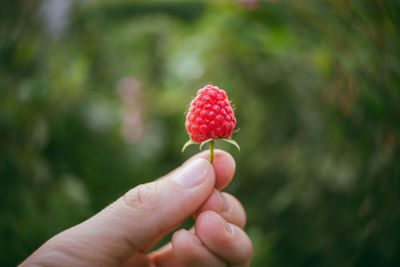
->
[1,0,400,266]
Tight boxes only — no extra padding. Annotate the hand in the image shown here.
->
[21,150,253,267]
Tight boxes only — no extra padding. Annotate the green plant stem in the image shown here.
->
[209,140,214,163]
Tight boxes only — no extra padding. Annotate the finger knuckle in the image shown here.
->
[123,183,157,210]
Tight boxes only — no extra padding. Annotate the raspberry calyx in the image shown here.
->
[182,85,240,163]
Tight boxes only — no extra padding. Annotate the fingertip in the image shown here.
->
[212,150,236,190]
[193,189,223,219]
[195,211,225,238]
[221,192,247,228]
[195,211,253,265]
[188,149,236,190]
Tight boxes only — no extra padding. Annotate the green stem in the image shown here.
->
[209,140,214,163]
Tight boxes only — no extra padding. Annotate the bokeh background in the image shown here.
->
[1,0,400,266]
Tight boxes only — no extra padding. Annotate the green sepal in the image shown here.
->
[182,139,196,152]
[199,138,213,150]
[220,138,240,151]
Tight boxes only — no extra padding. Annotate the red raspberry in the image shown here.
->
[185,85,237,143]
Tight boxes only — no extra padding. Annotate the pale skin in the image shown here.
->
[20,150,252,267]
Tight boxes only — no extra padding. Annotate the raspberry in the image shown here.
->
[185,85,237,143]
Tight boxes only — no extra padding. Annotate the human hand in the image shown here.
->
[21,150,252,267]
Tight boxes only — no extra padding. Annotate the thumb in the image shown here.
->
[23,158,215,266]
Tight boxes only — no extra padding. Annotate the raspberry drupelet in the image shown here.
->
[182,85,239,163]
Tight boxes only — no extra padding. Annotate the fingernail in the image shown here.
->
[174,158,210,188]
[221,193,230,212]
[225,220,234,235]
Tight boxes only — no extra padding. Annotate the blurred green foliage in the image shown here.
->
[1,0,400,266]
